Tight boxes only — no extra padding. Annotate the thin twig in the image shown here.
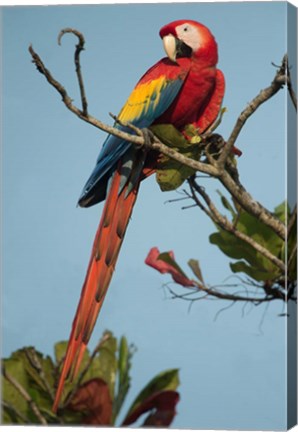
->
[170,281,277,303]
[2,365,47,425]
[219,170,286,240]
[58,28,88,115]
[218,55,290,166]
[188,178,286,273]
[213,301,237,321]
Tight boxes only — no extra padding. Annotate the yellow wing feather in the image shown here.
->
[118,76,171,125]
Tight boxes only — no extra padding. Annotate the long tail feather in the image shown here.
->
[52,159,143,413]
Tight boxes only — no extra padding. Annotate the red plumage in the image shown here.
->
[53,20,225,412]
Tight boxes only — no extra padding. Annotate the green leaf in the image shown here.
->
[150,124,201,192]
[230,261,278,282]
[84,332,118,399]
[216,190,236,217]
[183,124,202,144]
[118,337,129,384]
[125,369,179,422]
[209,196,286,283]
[54,341,68,365]
[155,159,196,192]
[23,348,55,392]
[112,336,133,423]
[274,201,289,223]
[210,231,261,266]
[2,355,29,424]
[150,124,189,149]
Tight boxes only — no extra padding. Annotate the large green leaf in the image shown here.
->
[230,261,278,281]
[2,355,29,424]
[2,348,57,424]
[156,160,196,192]
[124,369,179,421]
[150,124,201,191]
[150,124,190,149]
[2,334,181,427]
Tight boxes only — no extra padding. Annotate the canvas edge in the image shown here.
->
[286,1,298,430]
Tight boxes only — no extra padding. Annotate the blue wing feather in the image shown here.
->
[78,74,184,207]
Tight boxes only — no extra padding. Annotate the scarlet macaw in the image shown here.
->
[53,19,225,411]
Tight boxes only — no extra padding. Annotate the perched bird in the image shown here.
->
[53,19,225,411]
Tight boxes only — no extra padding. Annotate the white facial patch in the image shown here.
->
[175,23,201,53]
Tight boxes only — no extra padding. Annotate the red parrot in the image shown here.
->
[53,19,225,411]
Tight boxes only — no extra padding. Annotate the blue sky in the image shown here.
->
[2,2,296,429]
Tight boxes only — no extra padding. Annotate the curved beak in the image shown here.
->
[162,34,177,62]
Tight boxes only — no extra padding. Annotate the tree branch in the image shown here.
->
[28,34,287,243]
[168,281,281,304]
[188,178,286,272]
[219,170,285,240]
[218,54,293,166]
[58,28,88,115]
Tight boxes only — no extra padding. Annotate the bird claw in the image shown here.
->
[141,128,155,150]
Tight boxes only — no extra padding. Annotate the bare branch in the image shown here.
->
[2,365,47,425]
[218,55,290,166]
[169,281,280,303]
[219,170,286,240]
[58,28,88,115]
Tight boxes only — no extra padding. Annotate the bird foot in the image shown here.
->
[141,128,155,150]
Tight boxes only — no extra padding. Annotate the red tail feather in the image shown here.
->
[52,163,143,412]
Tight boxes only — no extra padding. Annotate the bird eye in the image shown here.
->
[183,26,188,32]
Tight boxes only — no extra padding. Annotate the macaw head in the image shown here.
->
[159,20,218,64]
